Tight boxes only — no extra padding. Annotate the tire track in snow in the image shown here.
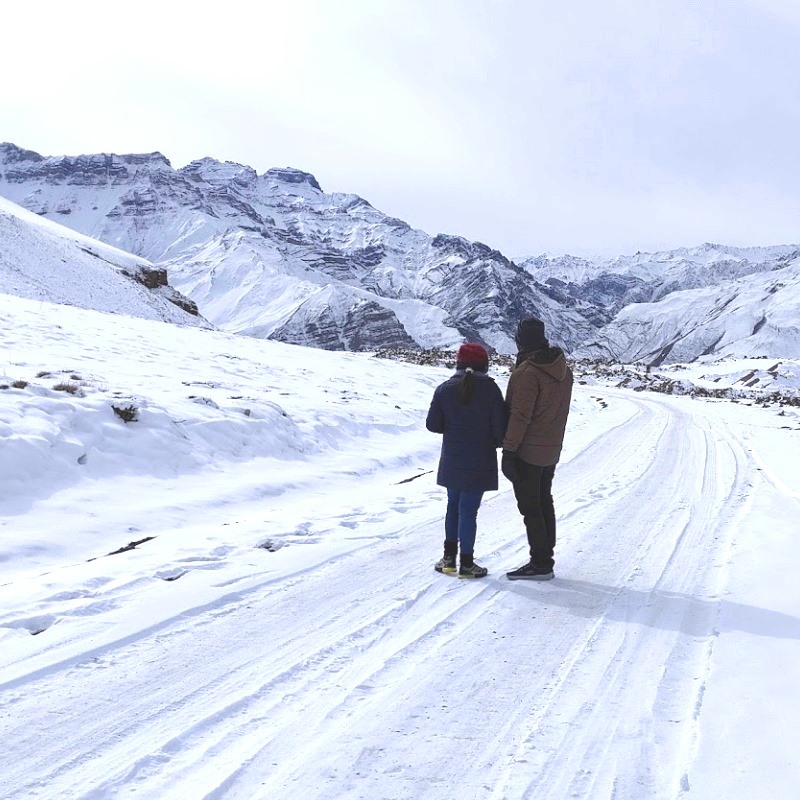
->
[487,396,755,800]
[133,398,675,797]
[0,390,754,800]
[156,583,506,800]
[71,578,500,799]
[0,393,655,799]
[146,395,726,799]
[0,395,644,693]
[673,416,786,797]
[2,532,504,799]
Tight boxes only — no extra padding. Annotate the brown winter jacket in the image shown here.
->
[502,347,573,466]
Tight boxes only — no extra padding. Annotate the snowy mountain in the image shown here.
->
[0,142,595,353]
[522,242,800,310]
[522,243,800,362]
[576,255,800,364]
[0,195,204,326]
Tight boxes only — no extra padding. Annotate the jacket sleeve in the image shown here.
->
[490,382,507,448]
[425,388,444,433]
[502,366,539,452]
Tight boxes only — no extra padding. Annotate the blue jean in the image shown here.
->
[445,488,484,555]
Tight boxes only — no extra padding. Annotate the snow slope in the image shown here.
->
[0,195,203,326]
[1,296,799,798]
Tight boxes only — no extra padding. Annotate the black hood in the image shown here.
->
[516,347,569,380]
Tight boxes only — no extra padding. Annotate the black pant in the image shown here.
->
[512,462,556,569]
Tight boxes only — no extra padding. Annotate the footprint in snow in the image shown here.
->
[42,588,94,602]
[155,568,187,582]
[62,599,119,618]
[2,614,57,635]
[175,557,228,570]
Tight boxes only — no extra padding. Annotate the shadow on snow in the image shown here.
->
[501,577,800,641]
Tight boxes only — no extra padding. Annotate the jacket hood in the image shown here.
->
[520,347,569,380]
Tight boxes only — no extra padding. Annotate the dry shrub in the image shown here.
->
[112,404,139,423]
[53,382,81,395]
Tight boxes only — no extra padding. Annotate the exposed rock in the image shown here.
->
[263,167,323,192]
[270,293,418,351]
[0,142,44,164]
[161,289,199,316]
[137,267,168,289]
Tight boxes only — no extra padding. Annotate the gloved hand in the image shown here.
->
[501,450,520,483]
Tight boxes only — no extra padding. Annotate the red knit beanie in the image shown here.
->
[456,343,489,372]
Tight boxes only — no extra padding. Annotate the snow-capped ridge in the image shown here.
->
[0,144,172,188]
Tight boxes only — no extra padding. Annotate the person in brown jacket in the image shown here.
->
[501,317,573,580]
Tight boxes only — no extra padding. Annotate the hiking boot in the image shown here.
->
[435,555,457,574]
[506,562,554,581]
[459,562,488,579]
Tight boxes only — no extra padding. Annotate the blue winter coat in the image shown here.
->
[426,370,507,491]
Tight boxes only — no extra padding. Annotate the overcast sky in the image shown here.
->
[3,0,800,256]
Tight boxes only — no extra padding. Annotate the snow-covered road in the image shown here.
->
[4,383,793,800]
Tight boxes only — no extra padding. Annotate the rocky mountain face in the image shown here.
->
[521,244,800,313]
[521,243,800,363]
[575,255,800,365]
[0,143,595,353]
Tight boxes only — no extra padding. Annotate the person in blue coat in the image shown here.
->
[426,343,507,578]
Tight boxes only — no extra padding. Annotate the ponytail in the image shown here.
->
[458,367,476,404]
